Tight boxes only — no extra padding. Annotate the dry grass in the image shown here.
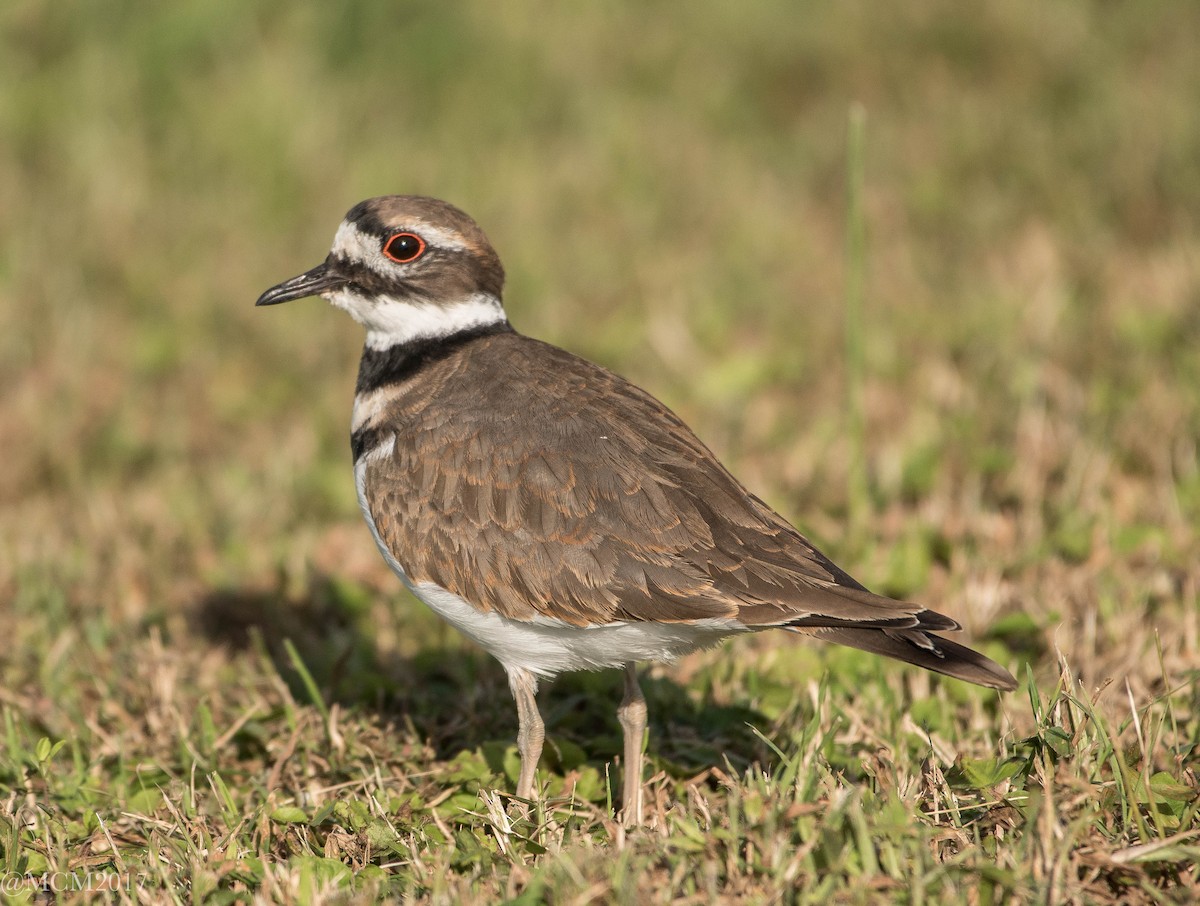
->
[1,1,1198,902]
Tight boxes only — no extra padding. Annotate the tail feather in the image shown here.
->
[807,626,1018,691]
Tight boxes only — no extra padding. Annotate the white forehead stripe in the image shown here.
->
[325,289,506,350]
[330,221,384,265]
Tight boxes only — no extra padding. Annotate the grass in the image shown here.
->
[1,0,1199,902]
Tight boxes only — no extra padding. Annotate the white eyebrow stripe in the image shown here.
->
[329,221,469,275]
[404,223,469,251]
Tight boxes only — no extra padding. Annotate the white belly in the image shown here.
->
[353,442,743,677]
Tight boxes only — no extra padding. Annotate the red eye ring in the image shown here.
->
[383,232,426,264]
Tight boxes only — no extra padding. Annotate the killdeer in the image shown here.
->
[257,195,1017,825]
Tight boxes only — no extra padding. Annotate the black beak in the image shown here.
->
[255,262,348,306]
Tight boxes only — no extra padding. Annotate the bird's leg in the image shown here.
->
[617,662,647,826]
[508,667,544,801]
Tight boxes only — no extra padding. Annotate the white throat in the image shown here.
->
[325,289,507,350]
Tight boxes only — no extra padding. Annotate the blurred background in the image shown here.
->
[2,0,1198,748]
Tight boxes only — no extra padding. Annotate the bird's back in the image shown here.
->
[354,330,1014,691]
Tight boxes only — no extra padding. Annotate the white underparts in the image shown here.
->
[353,439,745,677]
[402,583,743,677]
[327,289,506,351]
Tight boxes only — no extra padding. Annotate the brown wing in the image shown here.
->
[363,333,1018,689]
[362,333,962,638]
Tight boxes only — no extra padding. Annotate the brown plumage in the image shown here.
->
[361,333,993,652]
[257,194,1017,825]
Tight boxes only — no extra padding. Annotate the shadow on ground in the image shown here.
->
[191,574,775,777]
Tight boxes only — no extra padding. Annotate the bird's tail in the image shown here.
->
[805,626,1018,690]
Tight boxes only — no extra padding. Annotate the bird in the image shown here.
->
[256,195,1017,826]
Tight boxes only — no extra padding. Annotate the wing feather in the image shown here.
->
[360,333,1015,689]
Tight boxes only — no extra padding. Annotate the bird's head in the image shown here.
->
[256,195,507,349]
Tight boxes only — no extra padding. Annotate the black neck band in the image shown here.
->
[353,320,514,396]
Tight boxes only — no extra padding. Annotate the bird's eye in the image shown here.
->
[383,232,426,264]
